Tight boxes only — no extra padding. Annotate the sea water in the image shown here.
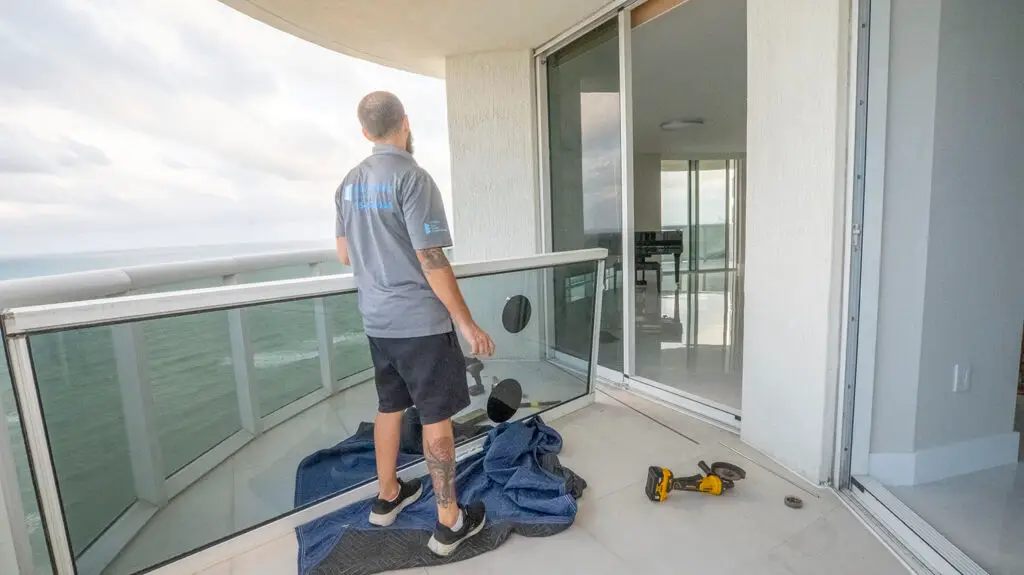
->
[0,243,369,565]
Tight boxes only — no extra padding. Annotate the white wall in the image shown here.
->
[867,0,1024,486]
[634,153,662,231]
[914,0,1024,451]
[445,51,540,261]
[868,0,942,455]
[741,0,850,483]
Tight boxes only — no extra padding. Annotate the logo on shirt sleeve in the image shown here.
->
[424,221,447,235]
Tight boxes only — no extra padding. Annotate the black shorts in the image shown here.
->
[367,330,470,426]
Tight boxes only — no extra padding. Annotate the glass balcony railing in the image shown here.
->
[0,248,606,575]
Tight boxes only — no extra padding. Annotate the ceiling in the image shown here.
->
[631,0,747,157]
[217,0,611,78]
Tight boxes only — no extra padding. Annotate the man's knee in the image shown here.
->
[421,418,453,437]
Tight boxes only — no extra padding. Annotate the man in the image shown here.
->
[335,91,495,557]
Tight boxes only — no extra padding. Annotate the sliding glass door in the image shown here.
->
[546,20,623,373]
[633,159,744,411]
[543,1,747,422]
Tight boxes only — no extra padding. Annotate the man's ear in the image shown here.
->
[402,116,411,133]
[362,128,374,142]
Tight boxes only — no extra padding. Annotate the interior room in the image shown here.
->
[628,0,747,411]
[855,1,1024,572]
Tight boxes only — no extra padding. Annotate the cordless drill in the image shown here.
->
[645,461,746,502]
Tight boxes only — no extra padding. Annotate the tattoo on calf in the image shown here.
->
[419,247,449,271]
[425,436,457,508]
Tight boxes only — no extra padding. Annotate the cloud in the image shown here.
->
[0,124,111,175]
[0,0,451,256]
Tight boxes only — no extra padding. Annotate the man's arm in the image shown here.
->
[416,247,494,357]
[335,237,350,266]
[335,183,350,265]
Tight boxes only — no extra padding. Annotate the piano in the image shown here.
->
[635,231,684,292]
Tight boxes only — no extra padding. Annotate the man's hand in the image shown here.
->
[458,320,495,357]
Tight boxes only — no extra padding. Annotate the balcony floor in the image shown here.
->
[192,388,907,575]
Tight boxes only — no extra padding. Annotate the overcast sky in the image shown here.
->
[0,0,451,256]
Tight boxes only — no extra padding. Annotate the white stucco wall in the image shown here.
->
[445,51,544,361]
[741,0,850,483]
[445,51,540,261]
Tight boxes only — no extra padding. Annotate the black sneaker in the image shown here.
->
[427,501,487,557]
[368,478,423,527]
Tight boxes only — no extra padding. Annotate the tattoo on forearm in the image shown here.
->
[425,436,457,508]
[419,247,449,271]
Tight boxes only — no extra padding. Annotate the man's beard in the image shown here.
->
[405,131,415,155]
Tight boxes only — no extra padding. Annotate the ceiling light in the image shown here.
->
[660,119,705,131]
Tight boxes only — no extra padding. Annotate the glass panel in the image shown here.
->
[697,161,728,270]
[238,267,322,416]
[634,160,745,410]
[548,19,623,371]
[145,311,241,475]
[13,260,598,573]
[458,265,594,415]
[317,261,350,276]
[627,0,747,410]
[850,4,1023,571]
[326,293,372,382]
[135,278,242,475]
[30,327,136,555]
[1,361,54,573]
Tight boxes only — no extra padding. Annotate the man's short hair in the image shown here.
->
[357,91,406,139]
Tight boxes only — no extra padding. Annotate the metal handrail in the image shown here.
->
[2,249,608,335]
[0,248,339,309]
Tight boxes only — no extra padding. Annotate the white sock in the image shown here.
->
[451,509,464,531]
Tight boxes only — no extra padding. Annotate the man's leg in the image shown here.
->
[399,330,485,556]
[374,410,404,501]
[422,418,459,527]
[366,337,422,527]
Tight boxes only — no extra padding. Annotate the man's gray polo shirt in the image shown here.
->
[335,144,453,338]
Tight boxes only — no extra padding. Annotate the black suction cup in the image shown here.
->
[487,378,523,423]
[502,295,532,334]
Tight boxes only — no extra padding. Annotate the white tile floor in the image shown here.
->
[889,463,1023,575]
[631,271,744,410]
[880,396,1024,575]
[195,388,906,575]
[105,361,586,574]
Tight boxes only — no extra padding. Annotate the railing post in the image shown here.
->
[588,259,606,393]
[111,322,168,507]
[5,335,76,574]
[310,264,338,395]
[0,391,34,575]
[224,275,262,434]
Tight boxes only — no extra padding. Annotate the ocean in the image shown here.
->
[0,243,369,568]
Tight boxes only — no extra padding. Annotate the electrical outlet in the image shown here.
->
[953,364,972,393]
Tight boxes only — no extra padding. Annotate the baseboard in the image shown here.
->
[869,431,1021,486]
